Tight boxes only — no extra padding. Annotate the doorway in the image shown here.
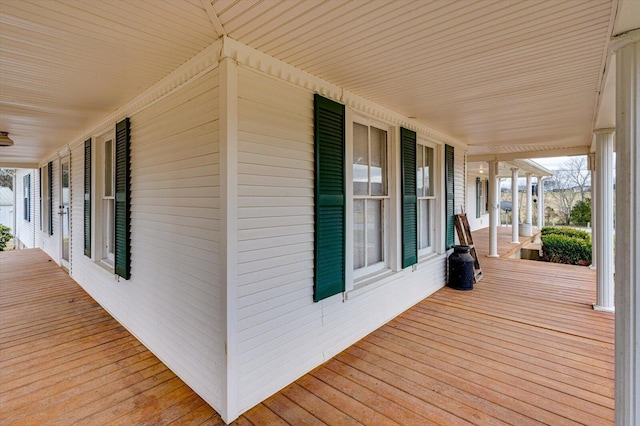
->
[60,156,70,269]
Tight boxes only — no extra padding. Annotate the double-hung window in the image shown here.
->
[23,175,31,222]
[417,144,436,255]
[352,121,389,277]
[85,118,131,280]
[98,132,116,266]
[476,177,488,218]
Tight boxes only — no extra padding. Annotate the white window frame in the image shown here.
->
[346,112,395,286]
[481,178,489,215]
[93,130,116,269]
[417,141,437,257]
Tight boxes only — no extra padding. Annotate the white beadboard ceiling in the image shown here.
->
[1,0,638,168]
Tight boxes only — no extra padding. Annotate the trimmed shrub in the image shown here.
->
[541,233,592,266]
[541,226,590,241]
[0,224,12,251]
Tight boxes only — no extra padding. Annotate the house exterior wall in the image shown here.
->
[0,187,14,232]
[68,68,226,414]
[467,173,490,231]
[233,66,452,414]
[0,204,11,232]
[17,37,470,423]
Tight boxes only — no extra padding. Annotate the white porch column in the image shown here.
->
[537,176,545,229]
[525,173,532,225]
[588,154,597,270]
[488,160,499,257]
[613,30,640,426]
[523,173,533,236]
[593,130,615,312]
[511,167,519,243]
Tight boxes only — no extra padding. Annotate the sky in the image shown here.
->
[532,154,616,172]
[531,157,572,171]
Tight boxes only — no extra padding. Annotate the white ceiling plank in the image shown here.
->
[1,0,637,165]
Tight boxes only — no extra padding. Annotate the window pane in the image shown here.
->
[104,139,113,197]
[419,199,432,250]
[367,199,383,264]
[353,123,368,196]
[370,127,387,196]
[425,146,434,196]
[416,145,424,196]
[353,199,365,269]
[103,199,115,262]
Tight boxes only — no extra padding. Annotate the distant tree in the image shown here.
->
[547,156,590,225]
[547,175,577,225]
[545,206,556,224]
[570,198,591,227]
[562,156,591,202]
[0,168,15,188]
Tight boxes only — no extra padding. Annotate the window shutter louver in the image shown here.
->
[445,145,455,249]
[400,128,418,268]
[114,118,131,279]
[476,177,481,219]
[48,161,53,235]
[314,94,345,302]
[84,139,91,257]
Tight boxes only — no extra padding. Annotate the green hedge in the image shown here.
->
[541,226,591,241]
[541,233,592,265]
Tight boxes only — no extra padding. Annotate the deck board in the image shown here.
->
[0,249,222,425]
[0,237,614,425]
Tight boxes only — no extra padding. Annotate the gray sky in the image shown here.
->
[532,156,583,171]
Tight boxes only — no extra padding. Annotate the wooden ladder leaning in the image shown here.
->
[454,213,483,283]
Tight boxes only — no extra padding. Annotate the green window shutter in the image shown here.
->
[48,161,53,235]
[314,94,345,302]
[400,127,417,268]
[114,118,131,280]
[84,139,91,257]
[476,177,481,219]
[445,145,455,249]
[485,179,489,213]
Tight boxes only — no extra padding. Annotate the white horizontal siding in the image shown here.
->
[235,67,446,414]
[69,68,225,413]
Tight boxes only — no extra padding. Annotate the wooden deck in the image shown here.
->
[1,244,613,425]
[471,224,541,258]
[0,249,223,425]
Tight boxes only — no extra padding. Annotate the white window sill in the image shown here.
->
[418,251,442,265]
[94,259,115,275]
[345,268,398,300]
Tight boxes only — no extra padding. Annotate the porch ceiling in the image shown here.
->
[1,0,638,168]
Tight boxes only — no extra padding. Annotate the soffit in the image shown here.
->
[1,0,631,167]
[214,0,616,156]
[0,0,217,166]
